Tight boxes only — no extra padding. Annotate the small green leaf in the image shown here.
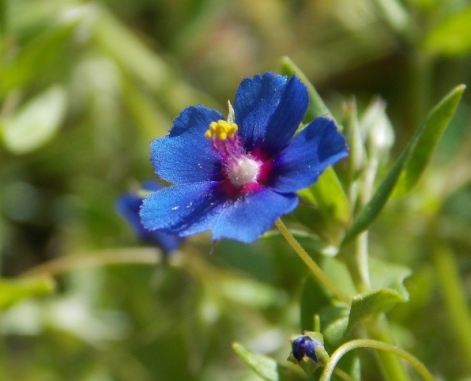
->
[346,288,406,334]
[2,85,67,154]
[301,167,351,227]
[232,342,282,381]
[342,84,465,245]
[393,84,466,196]
[280,56,334,122]
[0,277,56,311]
[323,315,349,345]
[345,258,411,335]
[0,23,76,96]
[423,6,471,56]
[232,342,307,381]
[369,257,411,300]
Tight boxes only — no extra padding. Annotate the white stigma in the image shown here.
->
[227,156,260,187]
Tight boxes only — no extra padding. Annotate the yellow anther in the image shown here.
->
[205,120,238,140]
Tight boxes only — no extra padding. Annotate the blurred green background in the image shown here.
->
[1,0,471,380]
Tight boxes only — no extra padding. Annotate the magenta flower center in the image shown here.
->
[205,120,261,188]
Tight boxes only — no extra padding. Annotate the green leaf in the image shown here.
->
[345,258,411,335]
[232,342,307,381]
[342,84,465,245]
[232,342,282,381]
[2,85,67,154]
[423,6,471,56]
[280,56,334,122]
[346,289,406,333]
[0,23,76,96]
[369,257,411,300]
[323,315,349,345]
[300,167,351,227]
[0,277,56,311]
[393,84,466,196]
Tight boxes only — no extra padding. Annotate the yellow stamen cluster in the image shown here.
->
[205,120,238,140]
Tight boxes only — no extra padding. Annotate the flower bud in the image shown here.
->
[360,97,395,156]
[287,332,329,374]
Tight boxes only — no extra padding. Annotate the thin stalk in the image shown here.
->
[348,141,411,380]
[275,219,350,304]
[345,151,378,292]
[20,248,161,278]
[432,241,471,369]
[319,339,434,381]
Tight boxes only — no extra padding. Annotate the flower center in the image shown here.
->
[205,120,261,188]
[227,156,260,187]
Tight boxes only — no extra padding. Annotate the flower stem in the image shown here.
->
[347,149,411,381]
[275,219,350,304]
[344,231,371,293]
[319,339,434,381]
[432,240,471,369]
[20,248,161,278]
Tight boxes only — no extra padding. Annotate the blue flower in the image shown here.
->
[116,181,183,254]
[140,73,348,243]
[290,335,320,363]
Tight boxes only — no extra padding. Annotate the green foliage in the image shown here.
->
[2,85,67,154]
[1,0,471,380]
[423,6,471,56]
[0,276,55,310]
[299,167,351,230]
[342,84,465,245]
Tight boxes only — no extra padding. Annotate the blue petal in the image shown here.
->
[116,193,147,236]
[212,188,298,243]
[291,336,320,362]
[151,106,225,184]
[116,182,183,253]
[268,117,348,193]
[234,73,308,159]
[140,181,226,237]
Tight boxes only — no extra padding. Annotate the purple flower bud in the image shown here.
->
[291,335,320,363]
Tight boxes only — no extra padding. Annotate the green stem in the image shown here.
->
[348,148,410,380]
[432,241,471,370]
[345,231,371,293]
[345,143,378,292]
[275,219,351,304]
[319,339,434,381]
[20,248,162,278]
